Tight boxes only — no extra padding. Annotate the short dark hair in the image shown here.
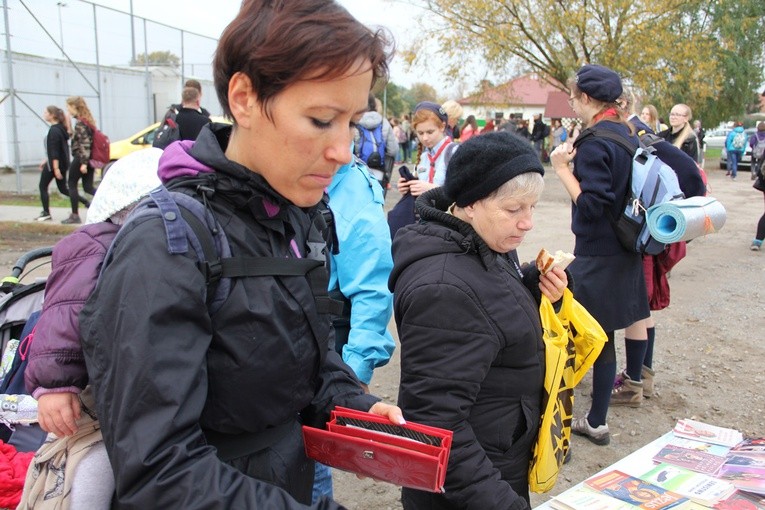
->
[213,0,393,120]
[184,79,202,93]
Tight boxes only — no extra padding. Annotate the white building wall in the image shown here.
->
[0,53,216,169]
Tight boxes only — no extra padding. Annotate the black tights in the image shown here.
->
[757,194,765,241]
[38,163,69,214]
[68,156,96,214]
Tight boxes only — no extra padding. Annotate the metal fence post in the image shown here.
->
[3,0,21,193]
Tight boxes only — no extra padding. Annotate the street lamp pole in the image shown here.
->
[56,1,66,57]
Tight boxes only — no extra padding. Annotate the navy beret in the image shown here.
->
[576,64,623,103]
[414,101,448,124]
[445,131,544,207]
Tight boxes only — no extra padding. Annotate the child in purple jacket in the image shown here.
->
[20,148,160,509]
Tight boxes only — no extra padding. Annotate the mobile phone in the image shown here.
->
[398,165,416,181]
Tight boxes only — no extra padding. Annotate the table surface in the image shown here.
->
[534,431,676,509]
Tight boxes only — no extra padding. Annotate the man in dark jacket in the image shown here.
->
[530,113,547,158]
[175,87,211,141]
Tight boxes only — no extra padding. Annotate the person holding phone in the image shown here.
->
[396,101,457,197]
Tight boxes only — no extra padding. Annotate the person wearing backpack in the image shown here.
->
[550,64,651,446]
[78,2,403,508]
[611,104,708,403]
[354,93,398,191]
[62,97,98,225]
[750,122,765,251]
[175,86,212,141]
[748,121,765,182]
[725,121,747,180]
[20,148,162,509]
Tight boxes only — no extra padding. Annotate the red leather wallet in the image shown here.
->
[302,407,453,493]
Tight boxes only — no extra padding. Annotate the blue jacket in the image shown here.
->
[726,126,746,153]
[327,159,395,384]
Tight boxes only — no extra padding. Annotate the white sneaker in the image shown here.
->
[572,415,610,445]
[35,212,52,222]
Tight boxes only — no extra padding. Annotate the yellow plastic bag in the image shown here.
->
[529,288,607,493]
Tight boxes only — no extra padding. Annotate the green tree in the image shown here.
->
[401,82,439,108]
[372,81,409,118]
[131,51,180,67]
[408,0,765,125]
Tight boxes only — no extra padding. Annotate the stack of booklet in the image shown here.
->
[548,419,765,510]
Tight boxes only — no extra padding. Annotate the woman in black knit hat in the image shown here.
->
[390,131,569,510]
[550,64,651,445]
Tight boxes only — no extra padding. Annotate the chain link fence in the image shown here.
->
[1,0,220,192]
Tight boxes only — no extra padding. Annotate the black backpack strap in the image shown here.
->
[571,127,637,224]
[574,127,637,156]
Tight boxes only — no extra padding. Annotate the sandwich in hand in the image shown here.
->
[536,248,575,275]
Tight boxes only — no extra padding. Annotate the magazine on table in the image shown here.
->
[716,466,765,496]
[640,463,736,506]
[549,485,640,510]
[653,444,728,476]
[708,491,765,509]
[725,455,765,468]
[584,469,688,509]
[673,420,743,448]
[728,438,765,458]
[667,437,732,458]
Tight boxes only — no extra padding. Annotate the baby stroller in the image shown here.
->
[0,247,52,452]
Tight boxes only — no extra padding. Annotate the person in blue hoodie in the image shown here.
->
[312,155,395,502]
[725,122,747,180]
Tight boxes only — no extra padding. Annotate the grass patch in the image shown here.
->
[706,148,722,159]
[0,192,70,208]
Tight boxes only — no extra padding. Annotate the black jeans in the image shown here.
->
[39,163,70,214]
[68,156,97,214]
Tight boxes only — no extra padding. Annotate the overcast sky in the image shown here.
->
[86,0,426,89]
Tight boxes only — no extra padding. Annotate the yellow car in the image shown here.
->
[107,115,231,162]
[108,122,162,161]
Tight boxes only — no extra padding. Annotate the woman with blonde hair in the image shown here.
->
[63,96,98,224]
[660,103,700,163]
[441,99,464,139]
[639,104,666,134]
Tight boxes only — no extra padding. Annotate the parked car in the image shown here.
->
[704,128,732,149]
[106,115,230,171]
[720,128,754,170]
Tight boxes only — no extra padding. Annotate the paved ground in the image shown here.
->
[1,168,74,223]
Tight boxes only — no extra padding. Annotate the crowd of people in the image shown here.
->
[17,1,764,509]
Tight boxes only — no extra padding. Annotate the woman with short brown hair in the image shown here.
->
[80,1,402,508]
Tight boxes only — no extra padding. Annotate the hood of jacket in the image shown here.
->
[157,123,297,211]
[389,187,506,291]
[358,111,383,130]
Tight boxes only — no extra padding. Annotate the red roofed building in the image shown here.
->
[458,73,566,124]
